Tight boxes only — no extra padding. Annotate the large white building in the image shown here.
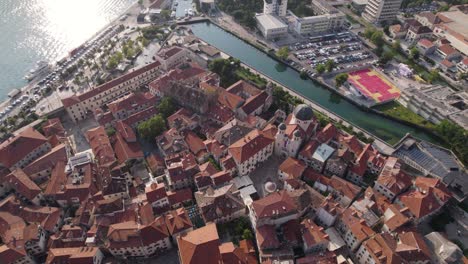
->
[255,14,288,40]
[362,0,403,24]
[292,0,346,35]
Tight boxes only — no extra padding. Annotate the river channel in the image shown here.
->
[189,22,439,145]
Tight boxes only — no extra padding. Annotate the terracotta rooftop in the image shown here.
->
[279,157,306,179]
[86,126,116,167]
[251,190,297,219]
[5,169,41,201]
[0,127,49,169]
[62,61,161,107]
[399,188,442,218]
[177,223,222,264]
[228,128,274,164]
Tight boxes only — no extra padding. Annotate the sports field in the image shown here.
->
[348,69,400,103]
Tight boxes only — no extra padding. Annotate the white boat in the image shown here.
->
[24,61,51,82]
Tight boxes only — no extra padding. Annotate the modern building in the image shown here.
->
[292,0,346,35]
[263,0,287,17]
[255,14,288,40]
[362,0,403,24]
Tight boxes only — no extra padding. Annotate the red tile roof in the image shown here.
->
[301,218,329,248]
[62,61,161,107]
[164,208,193,235]
[299,140,320,160]
[42,118,65,138]
[396,231,431,262]
[145,182,167,204]
[0,127,49,168]
[384,205,411,232]
[112,133,143,164]
[279,157,306,179]
[399,188,442,218]
[438,44,458,56]
[418,38,434,48]
[5,169,41,201]
[184,131,207,156]
[23,143,67,177]
[228,128,274,164]
[376,158,412,195]
[177,223,222,264]
[167,188,193,206]
[329,176,361,200]
[86,126,116,167]
[414,176,451,203]
[122,106,158,128]
[256,225,280,249]
[107,92,156,115]
[251,190,297,219]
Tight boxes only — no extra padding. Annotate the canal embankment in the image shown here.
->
[188,21,442,146]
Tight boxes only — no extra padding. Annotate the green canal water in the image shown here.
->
[190,22,440,145]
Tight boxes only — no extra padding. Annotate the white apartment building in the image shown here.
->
[263,0,287,17]
[62,61,162,123]
[292,0,345,35]
[362,0,403,24]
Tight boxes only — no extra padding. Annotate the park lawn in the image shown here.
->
[374,101,436,130]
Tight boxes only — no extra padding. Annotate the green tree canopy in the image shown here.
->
[276,47,290,60]
[428,69,440,83]
[157,96,178,118]
[325,59,335,72]
[335,73,349,87]
[316,63,326,74]
[409,47,420,60]
[137,114,166,142]
[370,31,384,47]
[379,51,394,65]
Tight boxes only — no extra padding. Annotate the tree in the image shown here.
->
[242,229,254,241]
[370,31,384,47]
[409,47,420,60]
[379,51,394,65]
[363,27,375,39]
[157,97,178,118]
[392,40,401,51]
[325,59,335,72]
[276,47,290,60]
[137,114,166,141]
[300,70,308,79]
[428,69,440,83]
[161,9,171,20]
[316,64,326,74]
[335,73,349,87]
[106,127,116,137]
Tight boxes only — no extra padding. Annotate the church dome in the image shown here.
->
[293,104,314,121]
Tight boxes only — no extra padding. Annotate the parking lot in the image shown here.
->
[289,32,377,76]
